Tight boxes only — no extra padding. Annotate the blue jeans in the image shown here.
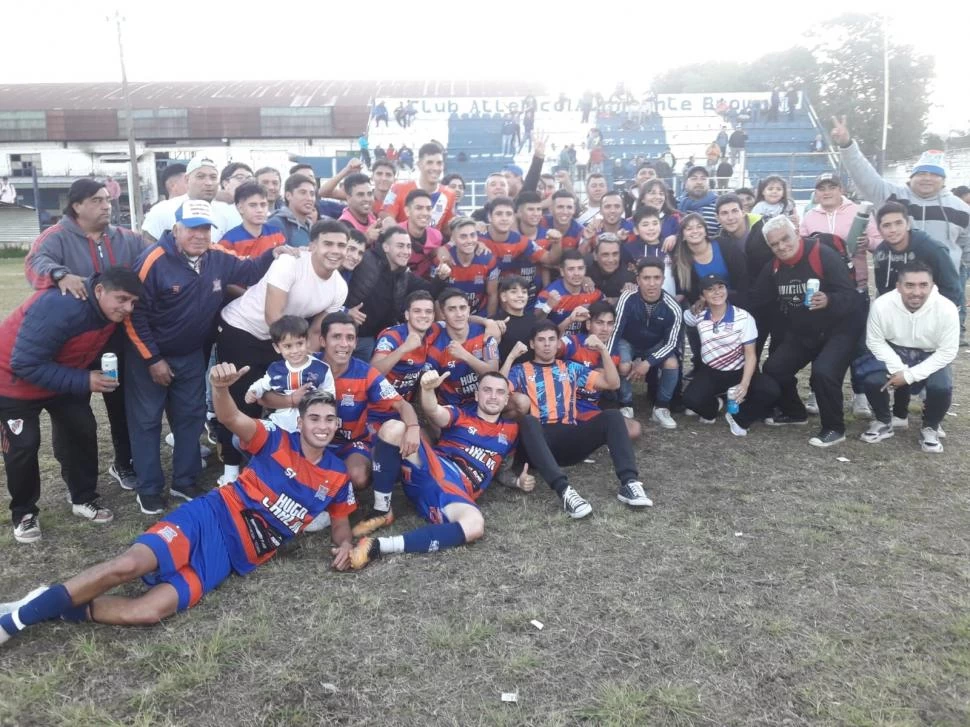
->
[959,264,968,332]
[616,339,680,407]
[862,364,952,429]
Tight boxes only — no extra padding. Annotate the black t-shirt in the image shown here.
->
[585,259,635,300]
[493,307,536,364]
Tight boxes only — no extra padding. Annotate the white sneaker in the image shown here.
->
[303,512,332,533]
[937,425,946,439]
[920,426,943,453]
[684,409,698,417]
[71,499,114,523]
[164,432,211,459]
[216,474,235,487]
[651,407,677,429]
[0,585,49,644]
[561,486,592,519]
[804,393,819,415]
[699,416,716,424]
[725,412,747,437]
[619,406,634,419]
[860,420,893,444]
[852,393,872,417]
[891,416,909,430]
[13,514,41,544]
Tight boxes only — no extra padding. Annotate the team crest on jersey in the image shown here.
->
[157,525,179,543]
[212,279,222,293]
[474,274,484,285]
[503,255,512,263]
[376,339,395,352]
[497,432,509,446]
[6,419,23,436]
[378,379,398,399]
[341,393,355,408]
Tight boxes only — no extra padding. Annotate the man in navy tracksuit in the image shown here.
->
[752,216,865,448]
[0,267,144,543]
[124,200,287,514]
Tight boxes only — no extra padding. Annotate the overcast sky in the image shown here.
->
[6,2,968,135]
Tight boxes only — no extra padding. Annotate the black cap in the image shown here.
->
[686,165,710,178]
[700,273,728,290]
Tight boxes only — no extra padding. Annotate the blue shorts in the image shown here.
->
[328,439,373,460]
[400,440,477,524]
[135,496,233,612]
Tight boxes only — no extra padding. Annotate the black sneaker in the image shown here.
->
[108,464,139,491]
[809,429,846,448]
[765,412,809,426]
[136,493,165,515]
[170,483,208,502]
[561,486,592,519]
[205,417,219,446]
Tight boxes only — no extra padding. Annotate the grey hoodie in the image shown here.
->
[840,141,970,271]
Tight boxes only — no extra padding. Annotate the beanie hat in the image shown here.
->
[911,150,946,178]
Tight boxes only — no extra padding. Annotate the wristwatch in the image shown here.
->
[52,269,68,283]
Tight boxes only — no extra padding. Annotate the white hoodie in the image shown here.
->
[866,286,959,384]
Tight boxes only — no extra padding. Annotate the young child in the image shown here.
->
[493,276,536,365]
[245,315,336,433]
[751,175,797,220]
[622,206,676,296]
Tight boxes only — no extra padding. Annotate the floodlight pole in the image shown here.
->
[114,10,143,230]
[880,13,890,173]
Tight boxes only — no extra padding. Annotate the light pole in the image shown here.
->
[880,12,890,174]
[112,10,143,230]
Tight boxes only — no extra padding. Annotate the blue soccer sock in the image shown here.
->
[401,522,467,554]
[371,437,403,512]
[0,584,72,637]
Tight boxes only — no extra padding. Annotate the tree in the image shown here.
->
[809,14,934,161]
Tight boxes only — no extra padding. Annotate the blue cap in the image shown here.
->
[175,199,214,228]
[503,164,524,177]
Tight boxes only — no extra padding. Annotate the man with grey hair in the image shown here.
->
[751,216,866,447]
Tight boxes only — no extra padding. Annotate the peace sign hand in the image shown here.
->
[830,116,851,147]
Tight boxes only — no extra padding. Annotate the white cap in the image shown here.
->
[186,155,218,175]
[175,199,215,228]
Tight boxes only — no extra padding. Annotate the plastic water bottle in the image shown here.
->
[804,278,820,307]
[101,353,118,380]
[727,386,740,414]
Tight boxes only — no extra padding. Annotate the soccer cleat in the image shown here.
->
[108,464,139,491]
[0,586,49,645]
[170,483,207,502]
[725,412,747,437]
[804,393,819,414]
[13,514,41,544]
[765,412,808,426]
[71,499,114,524]
[891,416,910,430]
[136,493,165,515]
[351,509,395,538]
[852,393,872,418]
[350,537,380,570]
[303,512,332,533]
[920,427,943,453]
[651,407,677,429]
[860,420,894,444]
[617,480,653,507]
[619,406,634,419]
[809,429,846,448]
[561,486,592,519]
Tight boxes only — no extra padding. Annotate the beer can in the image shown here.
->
[101,353,118,380]
[726,386,740,414]
[804,278,820,307]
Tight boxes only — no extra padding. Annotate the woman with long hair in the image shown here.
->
[673,213,748,306]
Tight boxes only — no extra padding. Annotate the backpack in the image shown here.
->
[772,233,853,279]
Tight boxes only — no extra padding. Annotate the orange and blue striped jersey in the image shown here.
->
[435,244,498,314]
[542,217,585,250]
[218,223,286,258]
[536,279,604,334]
[372,323,434,403]
[426,322,499,407]
[331,357,402,445]
[479,229,546,280]
[559,333,620,421]
[434,406,519,498]
[382,181,456,234]
[215,419,355,572]
[508,359,600,425]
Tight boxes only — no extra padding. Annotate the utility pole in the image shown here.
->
[880,13,890,174]
[113,10,143,230]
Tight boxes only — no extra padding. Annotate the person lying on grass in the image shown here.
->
[0,363,355,645]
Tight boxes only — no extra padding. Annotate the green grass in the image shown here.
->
[1,256,970,724]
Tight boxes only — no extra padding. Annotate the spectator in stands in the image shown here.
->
[589,145,605,175]
[216,219,348,484]
[215,163,254,230]
[443,173,465,208]
[372,101,389,127]
[752,175,797,222]
[337,173,379,242]
[579,92,594,124]
[268,174,317,248]
[345,226,431,360]
[678,166,720,238]
[715,127,729,156]
[735,187,756,213]
[398,145,414,171]
[728,126,748,166]
[769,89,780,122]
[405,101,417,126]
[503,164,525,198]
[394,103,406,127]
[381,142,456,236]
[870,201,961,304]
[704,144,733,192]
[832,116,970,345]
[520,107,535,153]
[471,174,509,223]
[578,173,608,225]
[358,135,371,168]
[502,116,516,155]
[0,266,144,542]
[158,164,187,202]
[752,216,865,447]
[575,144,590,181]
[386,144,398,163]
[255,167,283,211]
[125,200,292,514]
[786,87,799,118]
[811,134,825,152]
[142,156,228,244]
[24,179,147,491]
[403,189,444,278]
[218,182,286,259]
[860,261,959,453]
[587,233,636,304]
[607,258,683,426]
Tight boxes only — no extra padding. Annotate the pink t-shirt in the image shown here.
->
[338,208,376,235]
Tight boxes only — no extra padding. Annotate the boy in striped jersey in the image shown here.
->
[682,275,779,436]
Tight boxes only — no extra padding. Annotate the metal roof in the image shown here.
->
[0,80,547,112]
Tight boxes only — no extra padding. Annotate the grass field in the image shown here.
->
[1,256,969,726]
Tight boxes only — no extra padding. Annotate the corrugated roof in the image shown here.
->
[0,80,547,112]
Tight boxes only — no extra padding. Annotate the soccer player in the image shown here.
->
[536,250,604,335]
[218,182,287,258]
[318,312,420,490]
[544,190,585,252]
[504,321,652,516]
[433,217,499,315]
[370,291,436,402]
[348,370,525,567]
[370,160,397,216]
[403,189,444,278]
[380,142,457,235]
[579,191,633,254]
[515,191,561,289]
[0,364,355,646]
[426,288,500,408]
